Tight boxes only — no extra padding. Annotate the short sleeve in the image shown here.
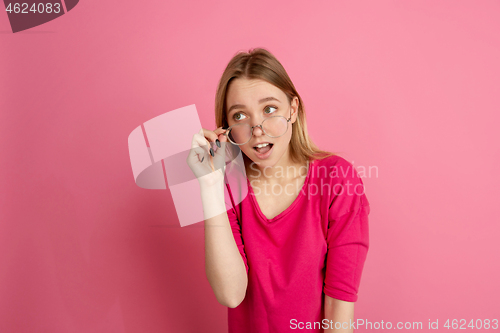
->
[225,183,249,274]
[323,163,370,302]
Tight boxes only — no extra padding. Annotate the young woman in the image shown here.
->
[187,48,370,333]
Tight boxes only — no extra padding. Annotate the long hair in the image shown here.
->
[215,48,337,166]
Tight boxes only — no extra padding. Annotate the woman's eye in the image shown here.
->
[264,106,278,114]
[233,112,247,121]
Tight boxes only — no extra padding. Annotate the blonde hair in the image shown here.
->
[215,47,337,166]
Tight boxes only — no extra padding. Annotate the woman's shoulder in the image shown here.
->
[312,153,356,172]
[313,153,347,166]
[311,153,363,184]
[312,153,370,212]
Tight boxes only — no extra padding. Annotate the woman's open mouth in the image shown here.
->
[253,142,274,159]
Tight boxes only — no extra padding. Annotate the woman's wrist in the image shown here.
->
[197,168,225,189]
[199,174,225,192]
[199,179,227,219]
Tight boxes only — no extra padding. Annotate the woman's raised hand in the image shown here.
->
[186,126,228,188]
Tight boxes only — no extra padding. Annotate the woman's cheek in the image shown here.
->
[242,145,253,159]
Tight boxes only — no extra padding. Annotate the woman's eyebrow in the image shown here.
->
[227,96,281,115]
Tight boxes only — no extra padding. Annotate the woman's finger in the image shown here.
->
[214,127,228,136]
[192,132,212,157]
[202,128,228,155]
[217,131,228,143]
[189,146,206,163]
[201,128,219,143]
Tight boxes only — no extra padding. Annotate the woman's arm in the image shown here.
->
[189,127,248,308]
[324,294,355,333]
[202,182,248,308]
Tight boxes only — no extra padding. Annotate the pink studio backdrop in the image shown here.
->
[1,1,499,332]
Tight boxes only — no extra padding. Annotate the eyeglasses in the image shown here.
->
[223,107,292,145]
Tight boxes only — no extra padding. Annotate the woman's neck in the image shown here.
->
[244,155,309,185]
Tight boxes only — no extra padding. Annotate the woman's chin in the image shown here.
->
[246,153,280,169]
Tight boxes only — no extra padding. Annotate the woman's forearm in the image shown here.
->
[201,182,248,308]
[324,295,355,333]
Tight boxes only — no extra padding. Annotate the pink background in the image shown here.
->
[1,1,499,332]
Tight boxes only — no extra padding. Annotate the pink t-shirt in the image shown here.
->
[224,154,370,333]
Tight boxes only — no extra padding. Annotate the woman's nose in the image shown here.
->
[251,124,264,136]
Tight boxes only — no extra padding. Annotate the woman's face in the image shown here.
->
[225,78,298,170]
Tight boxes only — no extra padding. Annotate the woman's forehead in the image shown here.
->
[226,78,284,105]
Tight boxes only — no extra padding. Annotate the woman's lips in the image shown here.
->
[253,143,274,159]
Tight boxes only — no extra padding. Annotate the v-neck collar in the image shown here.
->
[246,159,314,223]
